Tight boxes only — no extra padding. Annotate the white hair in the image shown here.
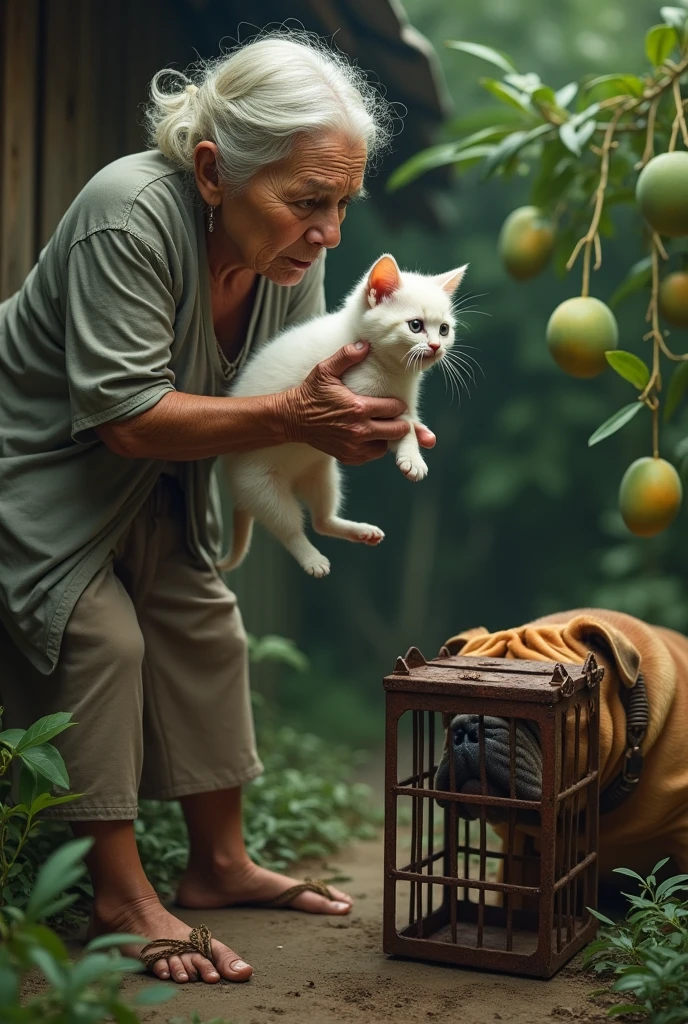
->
[145,30,395,191]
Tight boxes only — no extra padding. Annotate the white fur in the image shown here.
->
[219,253,467,577]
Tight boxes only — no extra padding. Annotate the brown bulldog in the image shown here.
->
[438,608,688,881]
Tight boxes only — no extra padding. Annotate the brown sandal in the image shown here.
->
[139,923,214,970]
[263,877,338,909]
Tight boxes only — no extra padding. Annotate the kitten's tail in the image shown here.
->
[216,508,255,572]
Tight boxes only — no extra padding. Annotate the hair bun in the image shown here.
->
[185,84,198,95]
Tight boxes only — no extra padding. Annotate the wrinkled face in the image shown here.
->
[219,132,367,285]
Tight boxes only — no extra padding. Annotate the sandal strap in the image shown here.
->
[139,923,213,969]
[267,877,336,909]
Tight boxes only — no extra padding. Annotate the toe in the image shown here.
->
[211,940,253,983]
[190,952,220,984]
[291,890,352,914]
[167,955,189,984]
[152,959,170,981]
[180,953,199,981]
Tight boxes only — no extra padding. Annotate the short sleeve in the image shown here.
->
[283,250,327,327]
[65,229,177,443]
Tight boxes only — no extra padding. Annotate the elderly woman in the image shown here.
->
[0,33,435,984]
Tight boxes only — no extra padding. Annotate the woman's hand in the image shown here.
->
[279,342,416,465]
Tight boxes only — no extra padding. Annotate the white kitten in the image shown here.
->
[219,253,467,577]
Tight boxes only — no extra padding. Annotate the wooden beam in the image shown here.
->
[0,0,40,300]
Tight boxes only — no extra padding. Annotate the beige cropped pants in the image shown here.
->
[0,476,263,819]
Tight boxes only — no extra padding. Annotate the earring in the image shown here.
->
[208,204,215,233]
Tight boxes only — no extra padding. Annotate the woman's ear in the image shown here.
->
[366,254,402,307]
[434,265,469,295]
[193,141,223,206]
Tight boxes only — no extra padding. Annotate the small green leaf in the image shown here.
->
[645,23,679,65]
[445,40,516,75]
[613,866,647,881]
[479,78,533,115]
[664,362,688,421]
[582,74,645,98]
[606,351,651,390]
[133,982,178,1005]
[19,744,69,790]
[112,1005,141,1024]
[588,403,644,447]
[587,907,616,926]
[22,924,70,962]
[386,142,497,191]
[16,712,74,752]
[0,729,25,751]
[482,122,552,178]
[609,257,653,308]
[26,837,92,920]
[85,932,147,952]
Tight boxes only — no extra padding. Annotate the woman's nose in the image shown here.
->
[304,214,341,249]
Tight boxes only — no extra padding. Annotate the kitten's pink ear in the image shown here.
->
[367,254,402,307]
[434,264,469,295]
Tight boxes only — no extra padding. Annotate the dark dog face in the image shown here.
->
[435,715,543,824]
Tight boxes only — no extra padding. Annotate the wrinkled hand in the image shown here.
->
[278,342,411,465]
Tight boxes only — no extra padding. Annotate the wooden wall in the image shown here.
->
[0,0,297,644]
[0,0,194,300]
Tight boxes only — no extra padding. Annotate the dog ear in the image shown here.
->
[565,616,641,687]
[444,627,490,655]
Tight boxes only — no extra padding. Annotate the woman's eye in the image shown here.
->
[439,323,450,337]
[408,319,424,334]
[296,199,317,209]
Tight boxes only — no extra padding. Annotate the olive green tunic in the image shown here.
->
[0,150,325,674]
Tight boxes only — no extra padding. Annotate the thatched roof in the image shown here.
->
[184,0,454,228]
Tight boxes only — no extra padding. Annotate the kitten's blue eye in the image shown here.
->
[408,319,424,334]
[439,323,450,337]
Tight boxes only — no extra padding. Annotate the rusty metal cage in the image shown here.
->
[382,647,603,978]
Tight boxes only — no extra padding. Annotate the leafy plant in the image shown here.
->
[584,858,688,1021]
[0,837,176,1023]
[0,709,81,910]
[390,1,688,537]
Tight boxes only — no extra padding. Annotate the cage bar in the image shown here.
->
[383,650,602,978]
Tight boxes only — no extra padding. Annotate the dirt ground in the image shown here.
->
[76,834,613,1024]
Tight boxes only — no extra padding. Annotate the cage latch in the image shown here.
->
[582,651,604,689]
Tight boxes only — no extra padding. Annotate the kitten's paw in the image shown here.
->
[303,555,331,578]
[348,523,385,546]
[397,456,428,482]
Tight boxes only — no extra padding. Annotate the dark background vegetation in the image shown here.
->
[242,0,688,747]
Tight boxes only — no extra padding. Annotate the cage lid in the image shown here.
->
[383,648,602,703]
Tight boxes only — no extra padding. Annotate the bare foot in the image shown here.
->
[176,859,353,915]
[88,890,253,985]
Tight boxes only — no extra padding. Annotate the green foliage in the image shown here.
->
[0,709,81,912]
[584,859,688,1021]
[589,402,645,446]
[0,838,176,1023]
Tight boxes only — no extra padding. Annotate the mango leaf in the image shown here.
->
[386,143,496,191]
[664,361,688,421]
[482,122,552,178]
[16,712,74,752]
[20,744,69,790]
[582,74,645,98]
[503,72,542,95]
[605,351,651,390]
[588,402,644,447]
[660,6,688,32]
[559,119,595,156]
[609,256,653,308]
[480,78,533,115]
[445,40,516,75]
[645,23,679,65]
[447,105,526,135]
[21,924,70,962]
[555,82,578,108]
[19,765,51,808]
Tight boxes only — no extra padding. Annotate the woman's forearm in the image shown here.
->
[96,390,289,460]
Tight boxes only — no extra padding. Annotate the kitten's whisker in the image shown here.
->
[446,350,484,378]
